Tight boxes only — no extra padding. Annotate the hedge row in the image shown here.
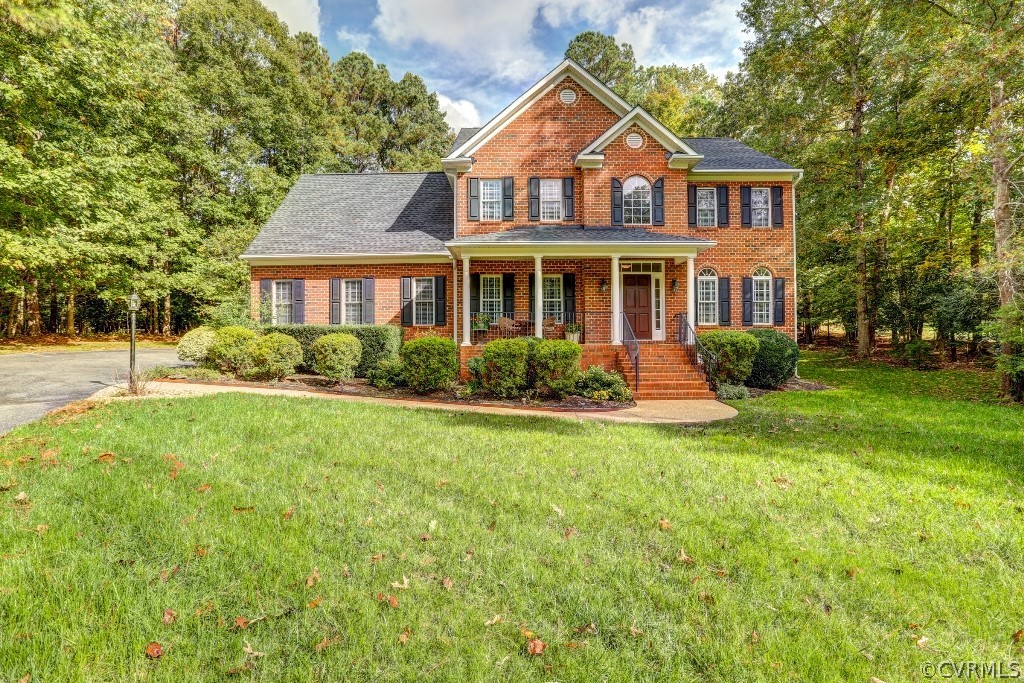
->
[264,324,402,377]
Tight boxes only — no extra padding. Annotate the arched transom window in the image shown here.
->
[752,267,772,325]
[697,268,718,326]
[623,176,651,225]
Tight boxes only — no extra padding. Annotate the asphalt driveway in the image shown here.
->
[0,348,182,434]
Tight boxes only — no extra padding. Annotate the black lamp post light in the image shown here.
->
[128,290,141,392]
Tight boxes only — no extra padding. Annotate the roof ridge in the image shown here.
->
[298,171,446,177]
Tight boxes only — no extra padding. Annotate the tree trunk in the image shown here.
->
[970,199,982,270]
[853,96,870,358]
[67,285,76,337]
[25,277,42,336]
[5,289,23,337]
[163,292,172,337]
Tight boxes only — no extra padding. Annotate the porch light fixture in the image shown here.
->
[127,291,141,311]
[671,279,679,293]
[599,278,609,293]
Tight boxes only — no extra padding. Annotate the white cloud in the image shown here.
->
[336,26,373,54]
[260,0,321,36]
[437,94,482,130]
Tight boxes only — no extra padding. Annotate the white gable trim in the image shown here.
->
[576,107,704,168]
[444,59,632,160]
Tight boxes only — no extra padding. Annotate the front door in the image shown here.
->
[623,274,652,340]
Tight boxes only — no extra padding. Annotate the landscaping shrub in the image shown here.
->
[367,358,406,390]
[745,328,799,389]
[176,326,217,365]
[466,355,483,380]
[208,325,258,375]
[481,338,531,398]
[400,336,458,394]
[716,382,750,400]
[575,365,632,403]
[898,339,935,370]
[241,332,303,381]
[698,331,760,385]
[310,333,362,381]
[265,324,402,377]
[533,339,582,397]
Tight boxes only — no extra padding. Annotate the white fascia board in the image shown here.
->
[687,169,804,182]
[444,59,632,160]
[242,253,452,266]
[574,153,605,169]
[441,157,473,174]
[445,241,716,260]
[579,107,703,158]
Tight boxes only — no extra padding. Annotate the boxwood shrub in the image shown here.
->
[481,338,531,398]
[697,330,760,385]
[532,339,582,397]
[265,324,402,377]
[400,336,458,394]
[745,328,799,389]
[575,365,632,403]
[176,326,217,365]
[367,358,406,390]
[207,325,258,375]
[241,332,303,381]
[310,333,362,381]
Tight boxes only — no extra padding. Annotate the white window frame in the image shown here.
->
[272,279,293,325]
[540,179,562,222]
[480,179,502,221]
[751,187,771,228]
[623,176,651,225]
[752,267,772,325]
[412,277,435,326]
[696,188,717,228]
[480,274,502,320]
[697,269,718,326]
[342,278,363,325]
[542,274,563,323]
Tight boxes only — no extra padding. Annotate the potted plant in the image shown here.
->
[564,321,582,343]
[471,313,492,331]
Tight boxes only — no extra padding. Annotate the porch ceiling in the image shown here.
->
[446,225,716,260]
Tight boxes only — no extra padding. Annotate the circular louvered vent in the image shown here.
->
[559,88,578,105]
[625,132,644,149]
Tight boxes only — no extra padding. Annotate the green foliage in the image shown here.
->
[575,365,632,403]
[265,324,402,377]
[241,332,303,381]
[716,382,751,400]
[898,340,936,370]
[745,329,799,389]
[466,355,484,380]
[481,338,531,398]
[176,326,217,365]
[310,333,362,381]
[698,331,760,385]
[207,326,258,375]
[532,340,583,398]
[400,336,458,394]
[985,304,1024,401]
[367,358,407,390]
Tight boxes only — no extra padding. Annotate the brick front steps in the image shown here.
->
[617,343,716,400]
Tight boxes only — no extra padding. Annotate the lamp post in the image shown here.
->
[128,291,141,390]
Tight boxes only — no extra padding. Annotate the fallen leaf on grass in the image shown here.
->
[232,506,254,514]
[391,575,410,590]
[629,625,644,637]
[419,533,432,542]
[18,674,30,683]
[306,567,321,587]
[195,546,207,557]
[398,626,412,645]
[376,593,398,609]
[96,452,116,464]
[526,638,546,656]
[282,507,294,520]
[315,636,339,652]
[658,518,671,531]
[915,635,929,649]
[1013,629,1024,644]
[234,616,250,629]
[34,524,48,535]
[160,565,180,582]
[573,623,597,635]
[441,577,453,591]
[563,641,585,649]
[485,615,503,626]
[370,553,384,564]
[145,642,164,659]
[677,548,696,565]
[552,504,564,517]
[196,483,211,493]
[0,478,16,492]
[307,597,321,609]
[773,476,793,490]
[162,609,177,625]
[14,491,30,506]
[563,527,579,539]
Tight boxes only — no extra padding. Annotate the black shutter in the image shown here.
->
[562,177,575,220]
[291,279,305,324]
[400,276,413,326]
[528,177,540,221]
[362,277,375,324]
[740,187,752,227]
[468,178,480,221]
[563,273,576,322]
[772,186,784,227]
[741,277,753,325]
[259,279,272,324]
[718,276,731,326]
[717,186,729,226]
[773,278,785,325]
[329,278,341,324]
[502,273,515,315]
[652,177,665,226]
[687,184,697,226]
[434,276,446,325]
[469,273,480,315]
[611,178,623,226]
[502,177,514,220]
[528,273,535,313]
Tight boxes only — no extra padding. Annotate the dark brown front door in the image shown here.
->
[623,274,653,340]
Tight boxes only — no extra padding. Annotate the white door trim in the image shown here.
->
[619,260,666,342]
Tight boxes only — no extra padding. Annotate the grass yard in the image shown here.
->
[1,352,1022,681]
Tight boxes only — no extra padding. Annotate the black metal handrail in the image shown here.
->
[674,313,719,390]
[621,312,640,391]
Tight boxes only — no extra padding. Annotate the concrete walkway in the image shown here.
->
[92,380,738,425]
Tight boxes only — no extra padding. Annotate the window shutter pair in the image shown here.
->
[718,277,731,325]
[740,186,785,227]
[400,276,446,326]
[527,177,574,221]
[467,178,513,220]
[740,276,786,325]
[329,277,374,325]
[259,278,304,324]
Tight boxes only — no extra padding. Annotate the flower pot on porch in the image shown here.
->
[472,322,490,331]
[565,331,581,343]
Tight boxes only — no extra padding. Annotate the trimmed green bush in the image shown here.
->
[481,338,531,398]
[367,358,406,390]
[241,333,303,381]
[265,324,402,377]
[400,336,458,394]
[745,328,799,389]
[533,339,582,397]
[698,331,760,385]
[208,325,258,375]
[310,333,362,381]
[898,339,935,370]
[716,382,750,400]
[176,326,217,365]
[575,365,632,403]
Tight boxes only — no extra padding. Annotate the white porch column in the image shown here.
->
[534,255,544,338]
[461,256,471,345]
[611,255,621,344]
[686,255,696,328]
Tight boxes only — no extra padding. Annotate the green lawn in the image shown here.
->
[1,352,1022,681]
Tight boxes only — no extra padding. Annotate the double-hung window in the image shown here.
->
[697,188,717,227]
[273,280,293,324]
[753,268,772,325]
[413,277,435,326]
[540,179,562,221]
[480,275,502,319]
[480,179,502,221]
[697,269,718,325]
[751,188,770,228]
[542,275,563,323]
[342,279,363,324]
[623,176,651,225]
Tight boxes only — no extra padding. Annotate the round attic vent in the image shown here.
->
[559,88,578,105]
[625,132,644,149]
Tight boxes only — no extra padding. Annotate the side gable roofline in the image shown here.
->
[576,106,704,170]
[443,58,632,160]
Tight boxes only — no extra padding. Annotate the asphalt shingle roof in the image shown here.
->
[243,172,452,257]
[683,138,796,171]
[448,127,480,156]
[448,225,710,244]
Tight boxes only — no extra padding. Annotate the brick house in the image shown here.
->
[242,60,802,399]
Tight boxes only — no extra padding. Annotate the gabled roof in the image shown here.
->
[576,106,703,169]
[682,138,797,172]
[242,172,452,260]
[448,127,479,157]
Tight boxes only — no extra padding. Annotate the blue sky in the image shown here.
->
[260,0,748,130]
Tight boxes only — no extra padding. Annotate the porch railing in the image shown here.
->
[621,312,640,392]
[466,311,611,344]
[673,313,719,390]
